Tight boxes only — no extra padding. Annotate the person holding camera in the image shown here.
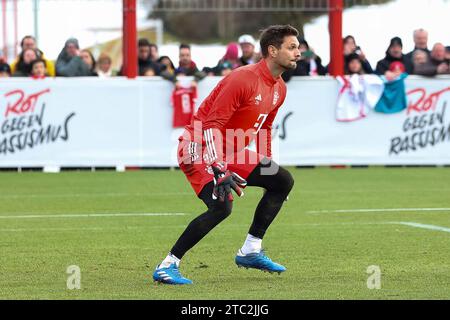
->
[343,35,373,74]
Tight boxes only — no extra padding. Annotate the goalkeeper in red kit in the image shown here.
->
[153,25,301,285]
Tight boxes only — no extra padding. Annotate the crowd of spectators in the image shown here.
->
[0,28,449,83]
[340,29,450,79]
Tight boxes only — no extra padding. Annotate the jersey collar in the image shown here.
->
[258,59,279,86]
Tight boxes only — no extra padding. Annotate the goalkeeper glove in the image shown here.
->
[211,162,247,202]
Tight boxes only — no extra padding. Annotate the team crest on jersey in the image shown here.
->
[255,94,262,105]
[273,91,279,106]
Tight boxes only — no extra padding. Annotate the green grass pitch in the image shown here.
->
[0,167,449,299]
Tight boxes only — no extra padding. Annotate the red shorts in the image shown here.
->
[178,139,264,195]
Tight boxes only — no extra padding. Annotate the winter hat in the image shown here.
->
[224,43,239,61]
[389,37,403,49]
[238,34,256,47]
[65,38,80,49]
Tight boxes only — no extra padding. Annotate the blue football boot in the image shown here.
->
[235,249,286,274]
[153,263,193,285]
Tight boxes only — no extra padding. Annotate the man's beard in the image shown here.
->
[283,60,297,70]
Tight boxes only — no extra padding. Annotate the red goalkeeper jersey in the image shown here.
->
[180,59,286,161]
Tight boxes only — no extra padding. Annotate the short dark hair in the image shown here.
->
[30,58,47,69]
[259,25,299,58]
[343,35,355,44]
[0,61,11,74]
[138,38,151,48]
[20,35,36,48]
[179,43,191,51]
[142,66,155,75]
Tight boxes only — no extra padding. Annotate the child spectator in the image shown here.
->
[383,61,407,81]
[345,53,365,75]
[96,53,115,77]
[30,58,48,79]
[142,66,156,76]
[0,59,11,77]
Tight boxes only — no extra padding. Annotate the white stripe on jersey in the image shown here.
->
[203,129,217,162]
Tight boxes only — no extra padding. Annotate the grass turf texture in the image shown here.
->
[0,168,449,299]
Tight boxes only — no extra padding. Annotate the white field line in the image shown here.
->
[1,221,449,234]
[0,192,192,199]
[307,208,450,214]
[0,221,390,232]
[0,212,187,219]
[394,222,450,233]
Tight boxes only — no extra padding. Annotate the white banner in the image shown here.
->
[0,76,449,167]
[275,76,450,165]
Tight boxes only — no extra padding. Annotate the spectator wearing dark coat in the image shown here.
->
[375,37,413,76]
[118,38,162,76]
[0,59,11,77]
[160,44,206,88]
[430,43,450,75]
[343,35,373,74]
[137,39,162,76]
[282,38,326,82]
[344,53,366,75]
[175,44,203,77]
[56,38,92,77]
[209,42,242,76]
